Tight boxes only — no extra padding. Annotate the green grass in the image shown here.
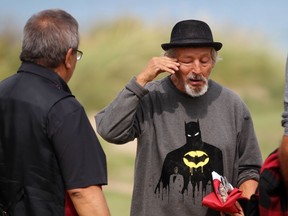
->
[252,110,283,159]
[99,138,135,216]
[104,190,131,216]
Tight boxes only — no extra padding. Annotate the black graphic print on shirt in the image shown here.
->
[154,120,223,202]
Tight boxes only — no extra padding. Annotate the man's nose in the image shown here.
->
[191,62,201,74]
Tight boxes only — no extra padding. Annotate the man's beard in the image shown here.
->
[184,74,208,97]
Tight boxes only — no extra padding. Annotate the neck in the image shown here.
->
[54,64,69,83]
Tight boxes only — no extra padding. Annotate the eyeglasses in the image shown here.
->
[73,49,83,61]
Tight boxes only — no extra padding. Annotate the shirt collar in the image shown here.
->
[17,62,71,93]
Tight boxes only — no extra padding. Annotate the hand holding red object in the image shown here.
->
[202,171,244,213]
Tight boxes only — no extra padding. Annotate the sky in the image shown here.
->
[0,0,287,55]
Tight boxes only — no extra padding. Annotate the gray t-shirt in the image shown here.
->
[96,76,262,216]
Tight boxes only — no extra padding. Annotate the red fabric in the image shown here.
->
[65,192,78,216]
[202,188,243,213]
[260,149,279,173]
[257,149,288,216]
[202,172,244,213]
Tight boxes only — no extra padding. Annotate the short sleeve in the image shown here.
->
[47,97,107,189]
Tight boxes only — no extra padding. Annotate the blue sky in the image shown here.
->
[1,0,287,54]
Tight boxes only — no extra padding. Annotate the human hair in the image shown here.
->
[164,47,221,64]
[20,9,79,68]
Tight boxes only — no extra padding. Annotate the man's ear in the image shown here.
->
[64,48,74,69]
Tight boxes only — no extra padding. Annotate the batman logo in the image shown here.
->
[183,150,209,175]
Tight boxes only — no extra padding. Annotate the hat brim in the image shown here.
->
[161,42,222,51]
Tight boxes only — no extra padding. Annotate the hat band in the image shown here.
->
[170,38,214,43]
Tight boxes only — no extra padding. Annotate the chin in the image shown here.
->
[185,84,208,97]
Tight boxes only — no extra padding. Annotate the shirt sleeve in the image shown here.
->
[47,97,107,190]
[237,107,262,186]
[95,77,149,144]
[281,56,288,135]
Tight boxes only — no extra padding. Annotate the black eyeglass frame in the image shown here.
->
[72,49,83,61]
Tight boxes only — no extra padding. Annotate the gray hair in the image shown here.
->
[164,48,221,65]
[20,9,79,68]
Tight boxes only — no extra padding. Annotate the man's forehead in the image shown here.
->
[175,47,213,57]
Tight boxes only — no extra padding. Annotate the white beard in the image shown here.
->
[185,81,208,97]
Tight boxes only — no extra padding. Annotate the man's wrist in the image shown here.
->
[135,75,148,87]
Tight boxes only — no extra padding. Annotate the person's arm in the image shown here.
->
[238,179,258,199]
[221,180,258,216]
[96,56,179,144]
[236,111,262,192]
[280,56,288,196]
[68,185,110,216]
[136,56,179,87]
[95,77,148,144]
[48,100,109,215]
[279,135,288,196]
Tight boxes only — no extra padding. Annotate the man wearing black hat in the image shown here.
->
[96,20,262,216]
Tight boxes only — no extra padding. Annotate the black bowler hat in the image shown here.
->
[161,20,222,51]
